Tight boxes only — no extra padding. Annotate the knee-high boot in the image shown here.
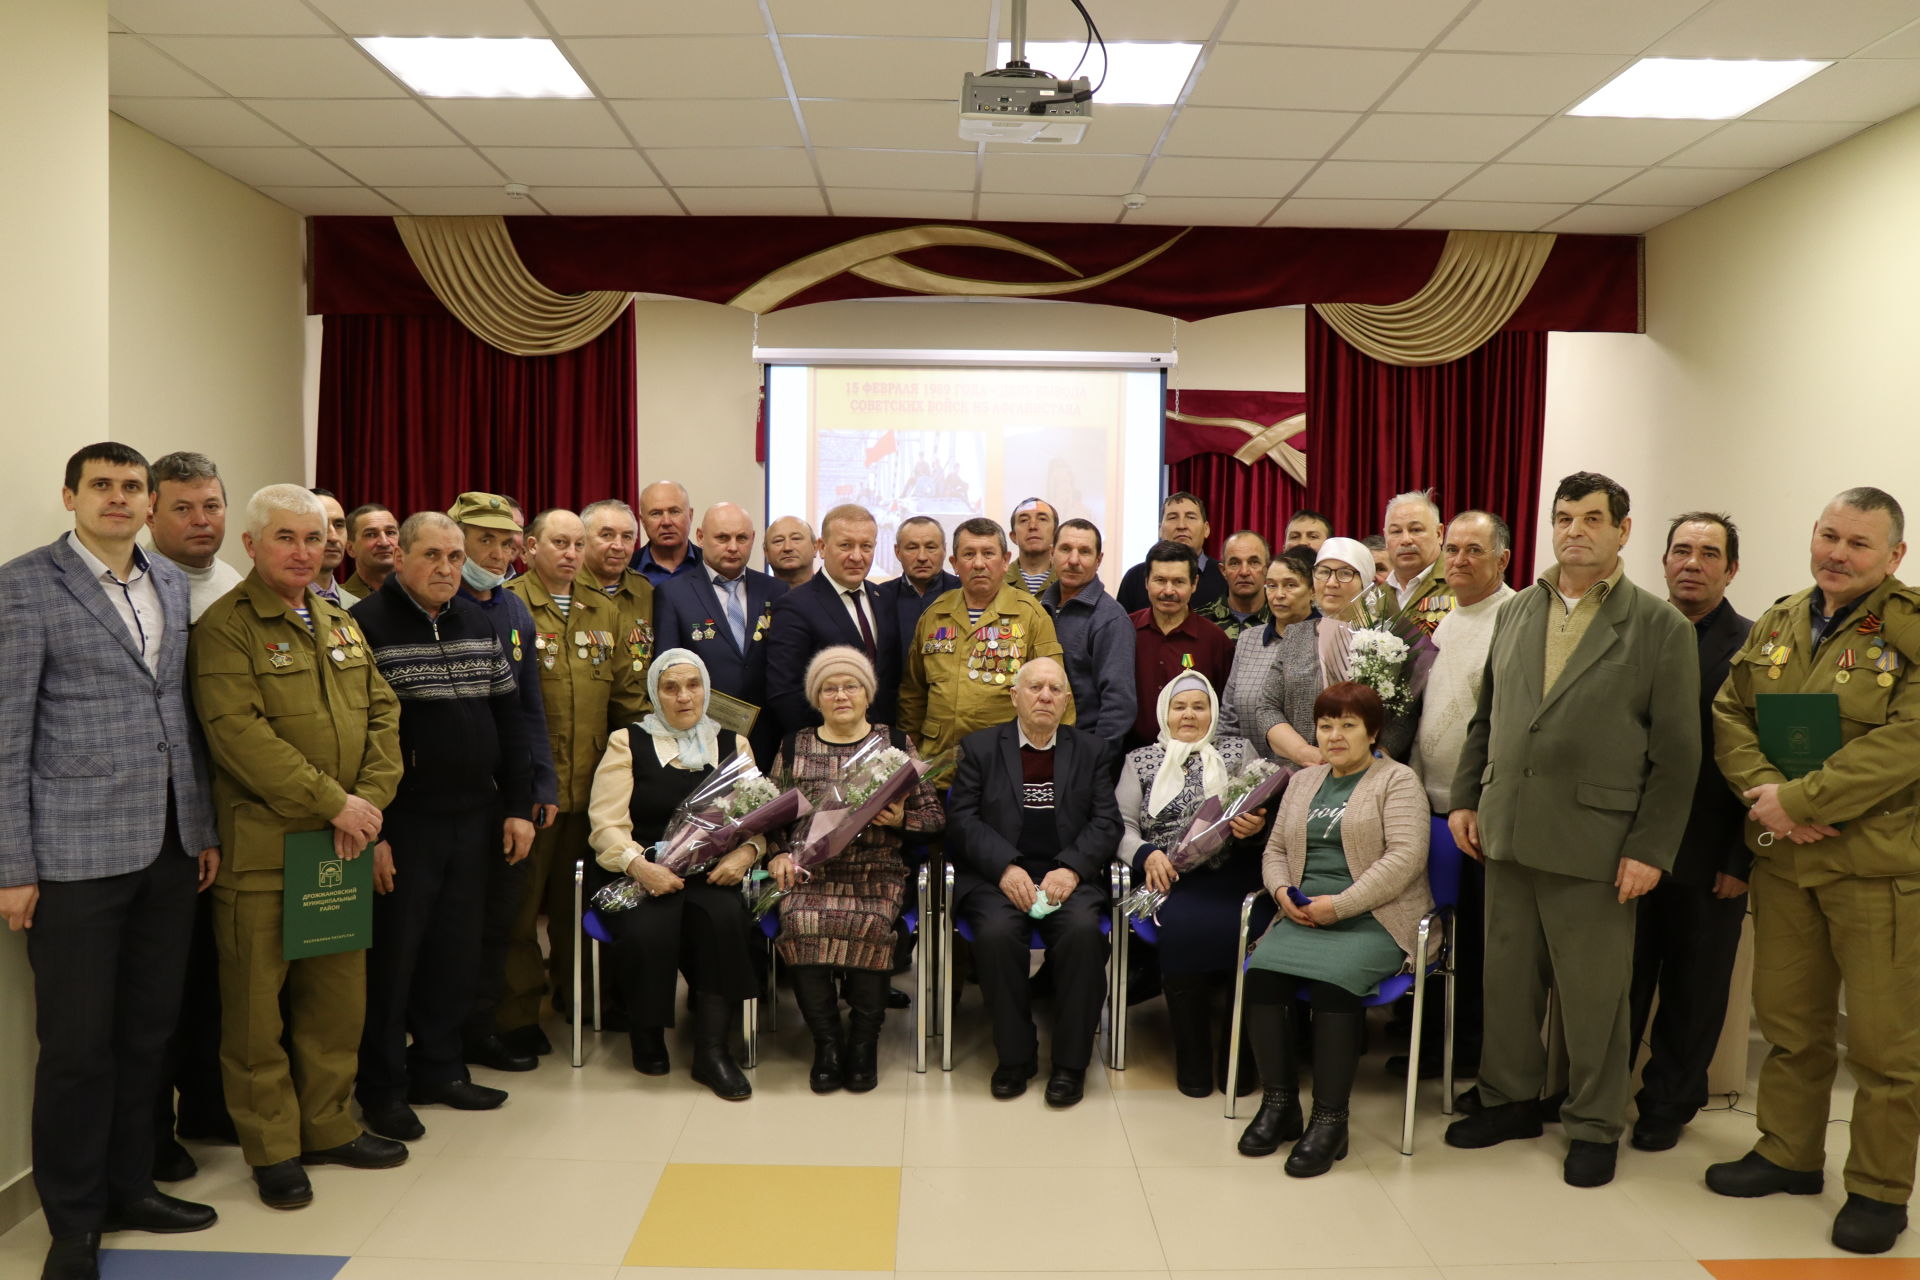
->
[791,966,845,1094]
[841,969,888,1093]
[690,991,752,1101]
[1287,1008,1360,1177]
[1161,972,1216,1098]
[1237,997,1303,1156]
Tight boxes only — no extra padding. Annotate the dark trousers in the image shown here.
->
[957,874,1108,1071]
[358,807,490,1107]
[464,807,529,1047]
[154,887,230,1145]
[1629,874,1748,1124]
[607,877,759,1029]
[29,841,197,1236]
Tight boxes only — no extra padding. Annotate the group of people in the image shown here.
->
[5,442,1917,1280]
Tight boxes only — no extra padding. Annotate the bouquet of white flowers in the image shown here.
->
[1117,758,1291,923]
[1332,581,1438,716]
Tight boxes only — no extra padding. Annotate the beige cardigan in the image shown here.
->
[1260,756,1433,960]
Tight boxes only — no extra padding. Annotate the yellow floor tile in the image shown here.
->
[626,1164,898,1271]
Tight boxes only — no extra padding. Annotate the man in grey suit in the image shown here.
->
[0,442,223,1280]
[1443,471,1699,1189]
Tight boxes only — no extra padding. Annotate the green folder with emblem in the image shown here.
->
[1756,692,1843,780]
[282,830,373,960]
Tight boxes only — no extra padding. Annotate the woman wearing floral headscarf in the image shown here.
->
[588,648,761,1100]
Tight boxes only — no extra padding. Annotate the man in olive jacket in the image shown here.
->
[1706,487,1920,1256]
[1443,472,1699,1190]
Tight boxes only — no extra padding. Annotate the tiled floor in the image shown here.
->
[3,986,1917,1280]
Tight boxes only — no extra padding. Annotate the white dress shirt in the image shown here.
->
[68,531,165,672]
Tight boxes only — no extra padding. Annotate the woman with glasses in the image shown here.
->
[1219,545,1318,758]
[1252,538,1378,768]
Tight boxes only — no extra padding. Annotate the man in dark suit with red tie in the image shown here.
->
[764,503,900,736]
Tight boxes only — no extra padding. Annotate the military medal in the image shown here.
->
[1836,649,1857,684]
[1767,645,1789,680]
[510,628,523,662]
[1857,612,1884,636]
[1181,652,1194,669]
[1877,647,1900,687]
[701,618,716,641]
[534,634,547,650]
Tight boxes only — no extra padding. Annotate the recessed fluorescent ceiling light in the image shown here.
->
[357,37,592,98]
[1570,57,1829,119]
[994,41,1201,105]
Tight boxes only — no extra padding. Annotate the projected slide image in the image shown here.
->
[817,430,987,577]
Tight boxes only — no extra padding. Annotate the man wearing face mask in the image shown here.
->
[449,493,558,1074]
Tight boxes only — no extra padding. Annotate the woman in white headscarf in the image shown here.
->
[1115,671,1278,1097]
[588,648,762,1100]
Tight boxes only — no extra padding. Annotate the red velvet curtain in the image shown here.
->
[316,305,638,522]
[1305,311,1546,584]
[1166,453,1309,559]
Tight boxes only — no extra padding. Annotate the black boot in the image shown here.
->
[629,1027,670,1076]
[792,966,846,1094]
[1286,1103,1351,1177]
[1286,1008,1361,1177]
[690,992,751,1101]
[1236,999,1302,1156]
[842,969,888,1093]
[1162,972,1215,1098]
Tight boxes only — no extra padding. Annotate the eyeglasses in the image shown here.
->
[1312,566,1361,584]
[819,682,864,698]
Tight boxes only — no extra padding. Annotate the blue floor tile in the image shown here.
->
[101,1250,350,1280]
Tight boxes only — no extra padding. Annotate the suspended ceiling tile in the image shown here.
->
[1189,45,1419,111]
[1292,159,1482,199]
[246,98,464,147]
[1059,105,1175,155]
[676,187,830,215]
[1264,198,1428,228]
[255,185,404,214]
[799,100,967,150]
[768,0,992,39]
[1160,107,1359,159]
[187,146,360,186]
[1221,0,1469,49]
[1384,51,1628,114]
[648,147,819,186]
[1449,162,1641,202]
[1333,112,1542,162]
[110,97,294,146]
[1860,20,1920,56]
[427,98,628,146]
[814,148,977,190]
[1024,0,1233,42]
[1598,166,1773,205]
[567,36,787,98]
[1123,195,1279,226]
[1500,116,1718,165]
[307,0,547,36]
[1543,203,1691,232]
[1650,0,1920,59]
[526,186,685,214]
[110,17,129,32]
[1668,119,1870,168]
[109,0,331,36]
[320,145,502,185]
[379,186,549,214]
[979,151,1145,195]
[827,188,979,219]
[1747,59,1920,122]
[109,34,218,95]
[1140,156,1312,199]
[782,36,984,101]
[975,192,1123,222]
[535,0,769,36]
[1439,0,1709,54]
[1403,200,1577,230]
[480,146,658,185]
[611,99,803,148]
[148,36,405,98]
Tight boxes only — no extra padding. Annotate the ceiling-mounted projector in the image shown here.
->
[959,0,1093,144]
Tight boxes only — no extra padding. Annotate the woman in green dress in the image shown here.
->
[1237,681,1431,1176]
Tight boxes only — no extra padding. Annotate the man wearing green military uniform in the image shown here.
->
[1196,530,1273,641]
[901,517,1067,759]
[581,497,657,690]
[1381,490,1455,636]
[190,485,406,1210]
[501,508,649,1046]
[1708,486,1920,1256]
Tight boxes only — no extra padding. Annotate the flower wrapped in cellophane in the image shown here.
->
[1118,758,1290,923]
[1332,581,1440,716]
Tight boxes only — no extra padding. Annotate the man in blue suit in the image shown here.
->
[653,502,788,762]
[764,503,901,737]
[0,442,223,1280]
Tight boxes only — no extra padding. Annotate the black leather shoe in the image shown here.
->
[990,1061,1038,1099]
[252,1159,314,1209]
[464,1033,538,1073]
[302,1133,409,1170]
[809,1037,846,1094]
[1537,1090,1567,1124]
[1564,1139,1618,1187]
[152,1139,197,1184]
[1044,1066,1086,1108]
[630,1028,671,1076]
[1833,1193,1908,1254]
[1630,1115,1684,1152]
[1705,1150,1824,1198]
[1453,1085,1485,1115]
[1284,1104,1349,1178]
[691,1045,753,1100]
[887,986,911,1009]
[503,1023,554,1057]
[1444,1100,1545,1149]
[1237,1089,1304,1157]
[102,1192,216,1234]
[409,1079,508,1110]
[41,1232,100,1280]
[364,1103,426,1142]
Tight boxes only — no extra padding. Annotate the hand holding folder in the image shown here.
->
[1750,693,1845,846]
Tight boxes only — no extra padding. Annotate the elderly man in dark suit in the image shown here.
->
[763,503,900,736]
[0,443,222,1280]
[948,656,1121,1108]
[1445,471,1700,1189]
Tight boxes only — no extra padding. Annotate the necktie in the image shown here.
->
[846,588,877,660]
[720,576,747,649]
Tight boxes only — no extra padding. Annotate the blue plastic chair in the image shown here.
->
[1220,815,1463,1155]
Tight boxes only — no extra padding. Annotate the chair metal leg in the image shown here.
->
[1224,891,1257,1120]
[571,860,585,1068]
[1402,918,1434,1156]
[1108,864,1127,1071]
[941,862,956,1072]
[764,936,778,1034]
[743,995,758,1068]
[915,863,929,1074]
[1442,911,1457,1117]
[591,937,603,1032]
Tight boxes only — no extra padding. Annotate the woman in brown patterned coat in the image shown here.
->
[766,647,944,1093]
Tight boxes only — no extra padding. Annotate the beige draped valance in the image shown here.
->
[394,215,630,357]
[1312,229,1556,367]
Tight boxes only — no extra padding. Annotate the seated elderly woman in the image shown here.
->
[1116,671,1274,1097]
[588,648,763,1101]
[765,647,944,1094]
[1237,681,1430,1177]
[1219,544,1317,757]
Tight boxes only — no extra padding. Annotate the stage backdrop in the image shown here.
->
[1164,389,1308,560]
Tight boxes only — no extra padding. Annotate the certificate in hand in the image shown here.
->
[1755,692,1843,780]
